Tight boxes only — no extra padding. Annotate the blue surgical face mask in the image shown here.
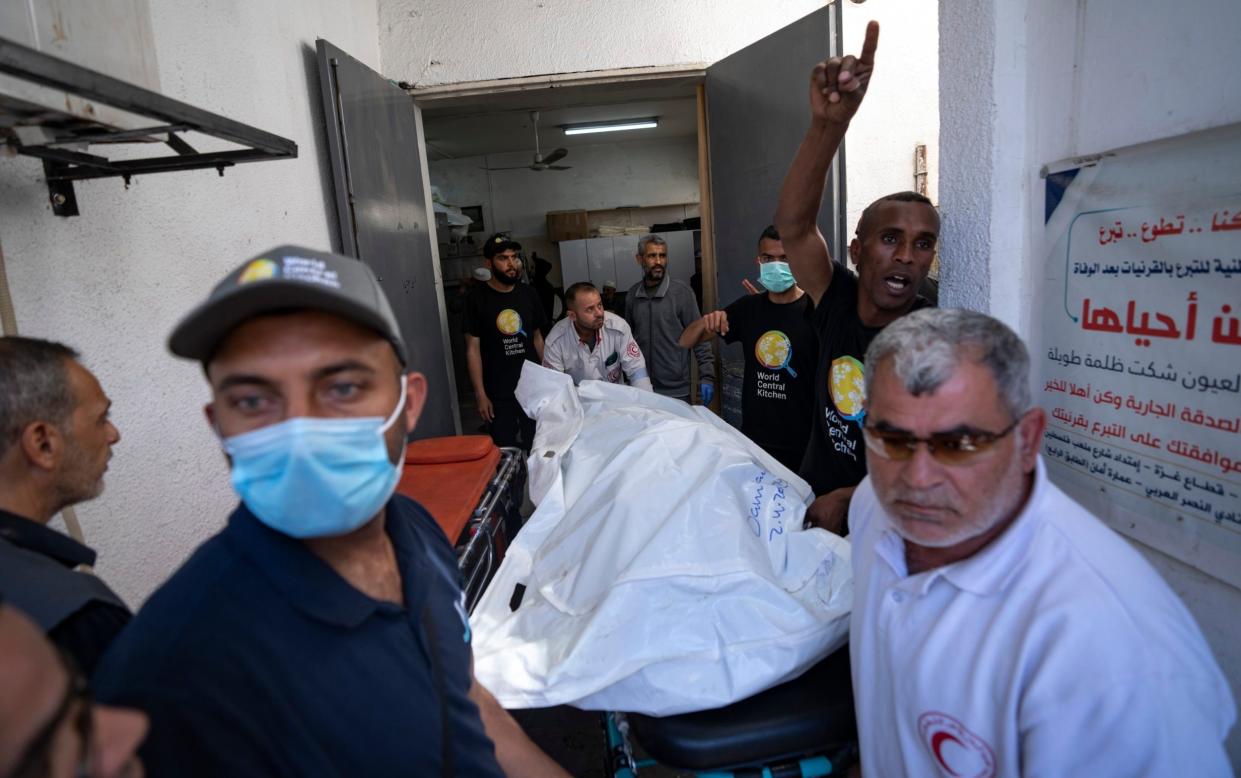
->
[759,261,796,293]
[222,378,408,538]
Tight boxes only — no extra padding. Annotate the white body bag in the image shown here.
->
[470,364,851,716]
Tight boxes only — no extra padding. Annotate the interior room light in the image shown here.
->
[562,118,659,136]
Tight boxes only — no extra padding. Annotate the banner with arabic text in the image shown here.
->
[1038,124,1241,586]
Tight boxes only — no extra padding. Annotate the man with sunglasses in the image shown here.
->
[847,308,1234,775]
[0,597,147,778]
[775,22,941,532]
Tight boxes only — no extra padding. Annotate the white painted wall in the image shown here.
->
[379,0,830,87]
[939,0,1241,762]
[3,0,937,610]
[840,0,939,234]
[430,135,700,238]
[385,0,939,261]
[0,0,381,607]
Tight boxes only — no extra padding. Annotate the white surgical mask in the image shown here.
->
[223,378,407,538]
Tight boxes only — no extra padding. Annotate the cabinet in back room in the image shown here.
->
[559,231,698,293]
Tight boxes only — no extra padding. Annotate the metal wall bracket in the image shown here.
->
[43,160,80,217]
[0,36,298,216]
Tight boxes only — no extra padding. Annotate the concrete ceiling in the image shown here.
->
[418,79,699,161]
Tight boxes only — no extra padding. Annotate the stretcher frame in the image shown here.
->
[603,712,855,778]
[459,446,523,613]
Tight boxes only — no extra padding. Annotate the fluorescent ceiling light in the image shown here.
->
[563,118,658,136]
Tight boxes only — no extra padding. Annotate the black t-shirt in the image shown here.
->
[798,265,931,496]
[723,292,818,470]
[464,282,547,400]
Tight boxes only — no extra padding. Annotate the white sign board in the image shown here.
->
[1038,124,1241,587]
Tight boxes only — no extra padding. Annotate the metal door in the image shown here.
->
[317,40,459,437]
[705,5,845,307]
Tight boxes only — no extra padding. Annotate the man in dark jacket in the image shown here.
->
[0,337,128,674]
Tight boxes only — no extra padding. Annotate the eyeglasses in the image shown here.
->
[8,652,93,778]
[862,418,1021,465]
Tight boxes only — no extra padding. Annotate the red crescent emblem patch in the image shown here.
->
[917,711,996,778]
[626,341,641,359]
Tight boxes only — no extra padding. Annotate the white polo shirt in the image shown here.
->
[848,458,1235,777]
[542,312,653,391]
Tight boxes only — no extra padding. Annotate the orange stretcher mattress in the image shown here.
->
[397,435,501,544]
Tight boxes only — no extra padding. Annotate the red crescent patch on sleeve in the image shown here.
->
[917,711,996,778]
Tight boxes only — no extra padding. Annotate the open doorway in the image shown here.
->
[414,5,844,437]
[417,76,707,428]
[319,5,846,438]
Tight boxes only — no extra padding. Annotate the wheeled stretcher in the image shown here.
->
[399,429,858,775]
[396,435,524,612]
[606,645,857,777]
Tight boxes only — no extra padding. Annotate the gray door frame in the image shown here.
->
[317,39,461,438]
[704,3,845,306]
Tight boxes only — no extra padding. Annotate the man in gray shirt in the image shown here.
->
[625,235,715,403]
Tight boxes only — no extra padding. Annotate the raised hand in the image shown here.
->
[809,20,879,125]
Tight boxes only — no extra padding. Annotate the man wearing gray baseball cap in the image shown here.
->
[94,246,566,777]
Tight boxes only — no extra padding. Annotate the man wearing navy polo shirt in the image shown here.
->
[95,246,567,776]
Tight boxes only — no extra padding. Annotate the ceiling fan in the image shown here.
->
[483,111,571,172]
